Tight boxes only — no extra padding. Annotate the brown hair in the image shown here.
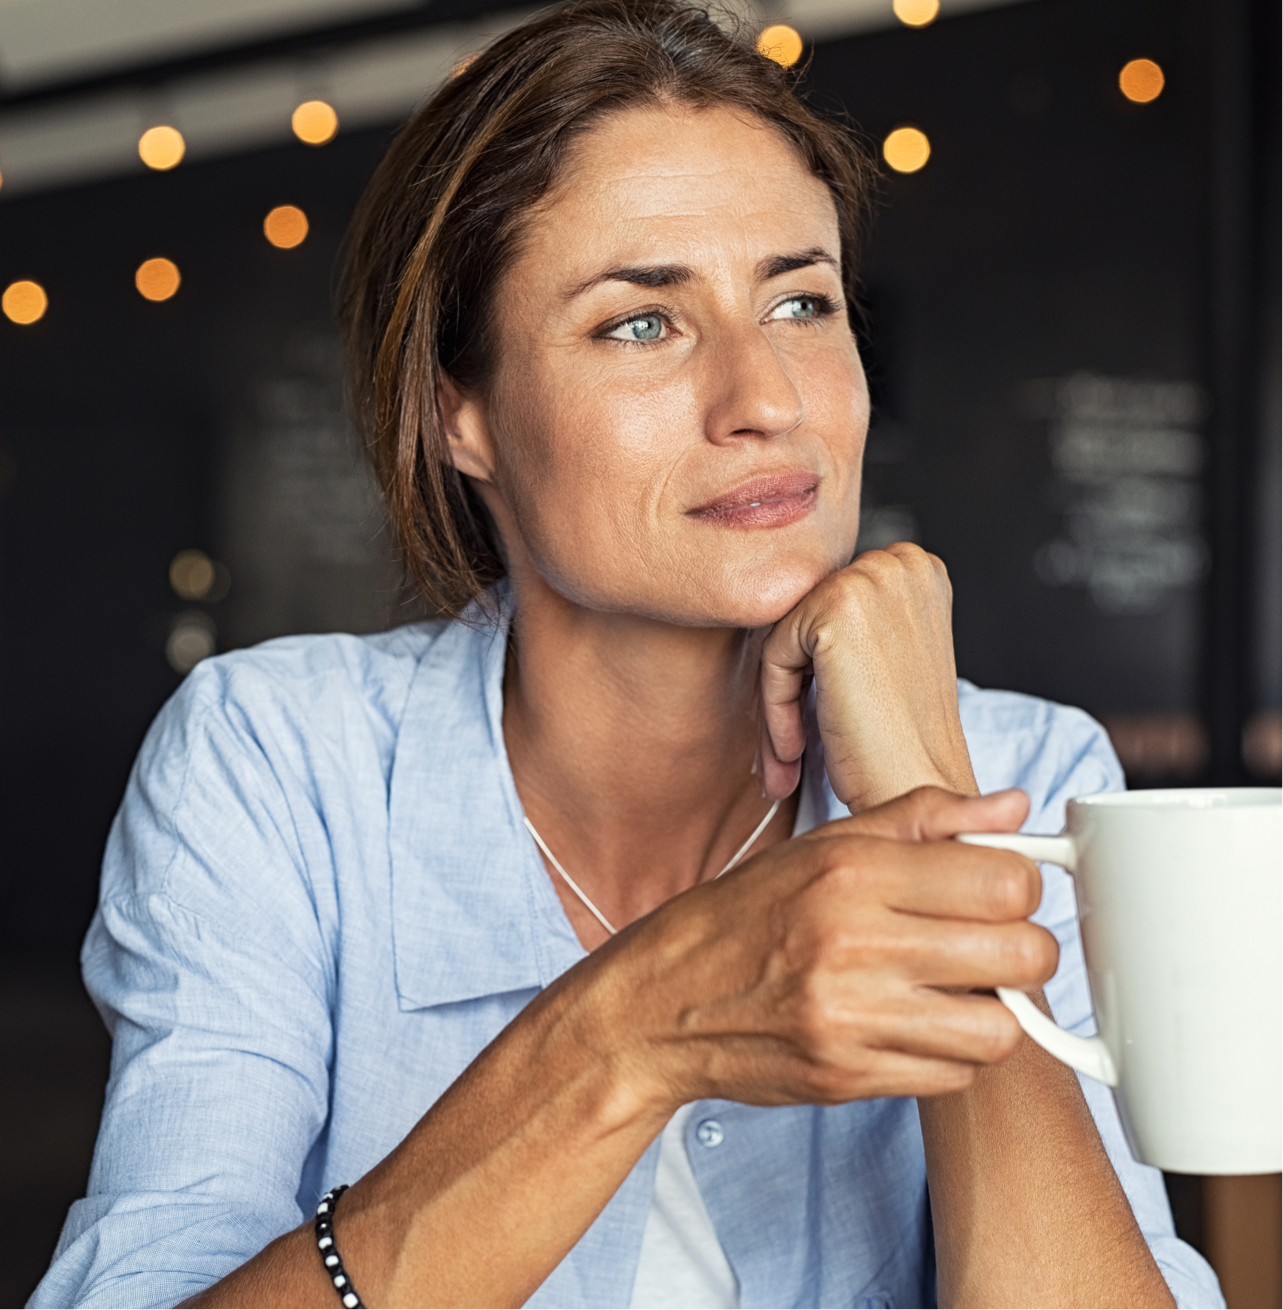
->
[339,0,875,618]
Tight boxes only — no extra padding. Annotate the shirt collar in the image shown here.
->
[387,585,844,1012]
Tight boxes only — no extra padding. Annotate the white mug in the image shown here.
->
[959,787,1281,1175]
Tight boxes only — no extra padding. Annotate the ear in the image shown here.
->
[438,370,496,483]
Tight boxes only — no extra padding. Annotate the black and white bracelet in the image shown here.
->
[314,1185,366,1309]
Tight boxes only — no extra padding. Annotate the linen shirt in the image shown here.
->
[32,596,1222,1309]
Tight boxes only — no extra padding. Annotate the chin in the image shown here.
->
[630,556,842,631]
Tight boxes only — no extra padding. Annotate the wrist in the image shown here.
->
[541,937,686,1134]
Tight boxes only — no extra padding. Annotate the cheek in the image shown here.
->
[798,345,869,505]
[490,370,680,577]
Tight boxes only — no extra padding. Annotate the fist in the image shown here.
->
[759,543,976,810]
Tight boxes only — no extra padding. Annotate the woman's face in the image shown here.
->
[450,101,869,629]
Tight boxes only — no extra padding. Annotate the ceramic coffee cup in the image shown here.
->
[959,787,1281,1175]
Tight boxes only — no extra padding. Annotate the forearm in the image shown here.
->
[918,997,1175,1309]
[186,956,668,1309]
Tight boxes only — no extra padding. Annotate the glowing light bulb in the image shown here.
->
[2,280,47,324]
[138,124,185,170]
[264,204,309,249]
[169,549,216,600]
[893,0,939,27]
[166,613,216,672]
[1119,58,1164,104]
[882,126,931,174]
[292,100,339,145]
[135,257,181,301]
[756,24,803,68]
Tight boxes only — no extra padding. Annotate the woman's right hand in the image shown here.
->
[590,784,1057,1112]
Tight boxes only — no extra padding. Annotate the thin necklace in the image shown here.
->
[524,798,782,937]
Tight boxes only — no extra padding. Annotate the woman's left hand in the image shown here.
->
[759,542,977,810]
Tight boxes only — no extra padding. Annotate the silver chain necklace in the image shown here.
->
[524,798,783,936]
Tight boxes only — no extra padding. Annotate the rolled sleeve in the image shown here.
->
[31,667,335,1309]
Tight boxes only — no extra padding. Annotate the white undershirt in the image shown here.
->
[628,767,825,1308]
[629,1104,740,1309]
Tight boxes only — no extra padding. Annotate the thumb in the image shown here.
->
[834,785,1031,843]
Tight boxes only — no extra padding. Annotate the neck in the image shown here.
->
[502,569,795,937]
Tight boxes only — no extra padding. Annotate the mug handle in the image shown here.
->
[956,832,1118,1087]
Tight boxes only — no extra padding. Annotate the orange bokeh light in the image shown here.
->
[893,0,939,27]
[883,126,931,174]
[756,24,803,68]
[138,124,185,170]
[292,100,339,145]
[136,257,181,301]
[1119,58,1165,104]
[264,204,309,249]
[2,279,47,325]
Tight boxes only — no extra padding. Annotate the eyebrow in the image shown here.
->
[756,247,839,281]
[565,247,839,299]
[566,263,694,298]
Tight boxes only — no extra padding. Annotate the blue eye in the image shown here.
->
[780,296,818,319]
[609,315,665,341]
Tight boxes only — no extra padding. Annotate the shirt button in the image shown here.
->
[695,1118,724,1148]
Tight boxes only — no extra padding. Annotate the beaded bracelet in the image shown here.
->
[314,1185,366,1309]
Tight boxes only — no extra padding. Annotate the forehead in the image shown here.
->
[515,103,840,284]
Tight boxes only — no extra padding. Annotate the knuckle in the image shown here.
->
[789,973,833,1042]
[802,1062,855,1104]
[908,783,951,813]
[816,848,873,901]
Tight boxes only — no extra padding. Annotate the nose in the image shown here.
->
[701,320,804,445]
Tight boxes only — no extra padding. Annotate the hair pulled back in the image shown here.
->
[340,0,874,618]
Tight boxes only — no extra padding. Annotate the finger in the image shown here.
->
[806,1051,980,1103]
[885,916,1060,990]
[758,607,813,767]
[892,839,1043,921]
[862,989,1026,1067]
[832,785,1031,843]
[758,710,802,801]
[807,833,1044,922]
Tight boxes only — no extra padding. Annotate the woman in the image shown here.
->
[34,2,1218,1307]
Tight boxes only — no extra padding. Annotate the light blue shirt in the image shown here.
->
[32,593,1222,1309]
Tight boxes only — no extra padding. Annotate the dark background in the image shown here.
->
[0,0,1278,1303]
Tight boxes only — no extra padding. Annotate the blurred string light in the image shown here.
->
[166,612,216,673]
[2,279,47,324]
[893,0,939,27]
[264,204,309,248]
[1119,58,1164,103]
[883,126,930,173]
[756,24,803,67]
[136,257,181,301]
[292,99,339,145]
[138,124,185,170]
[169,547,228,600]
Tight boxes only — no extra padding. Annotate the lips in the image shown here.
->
[688,471,820,529]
